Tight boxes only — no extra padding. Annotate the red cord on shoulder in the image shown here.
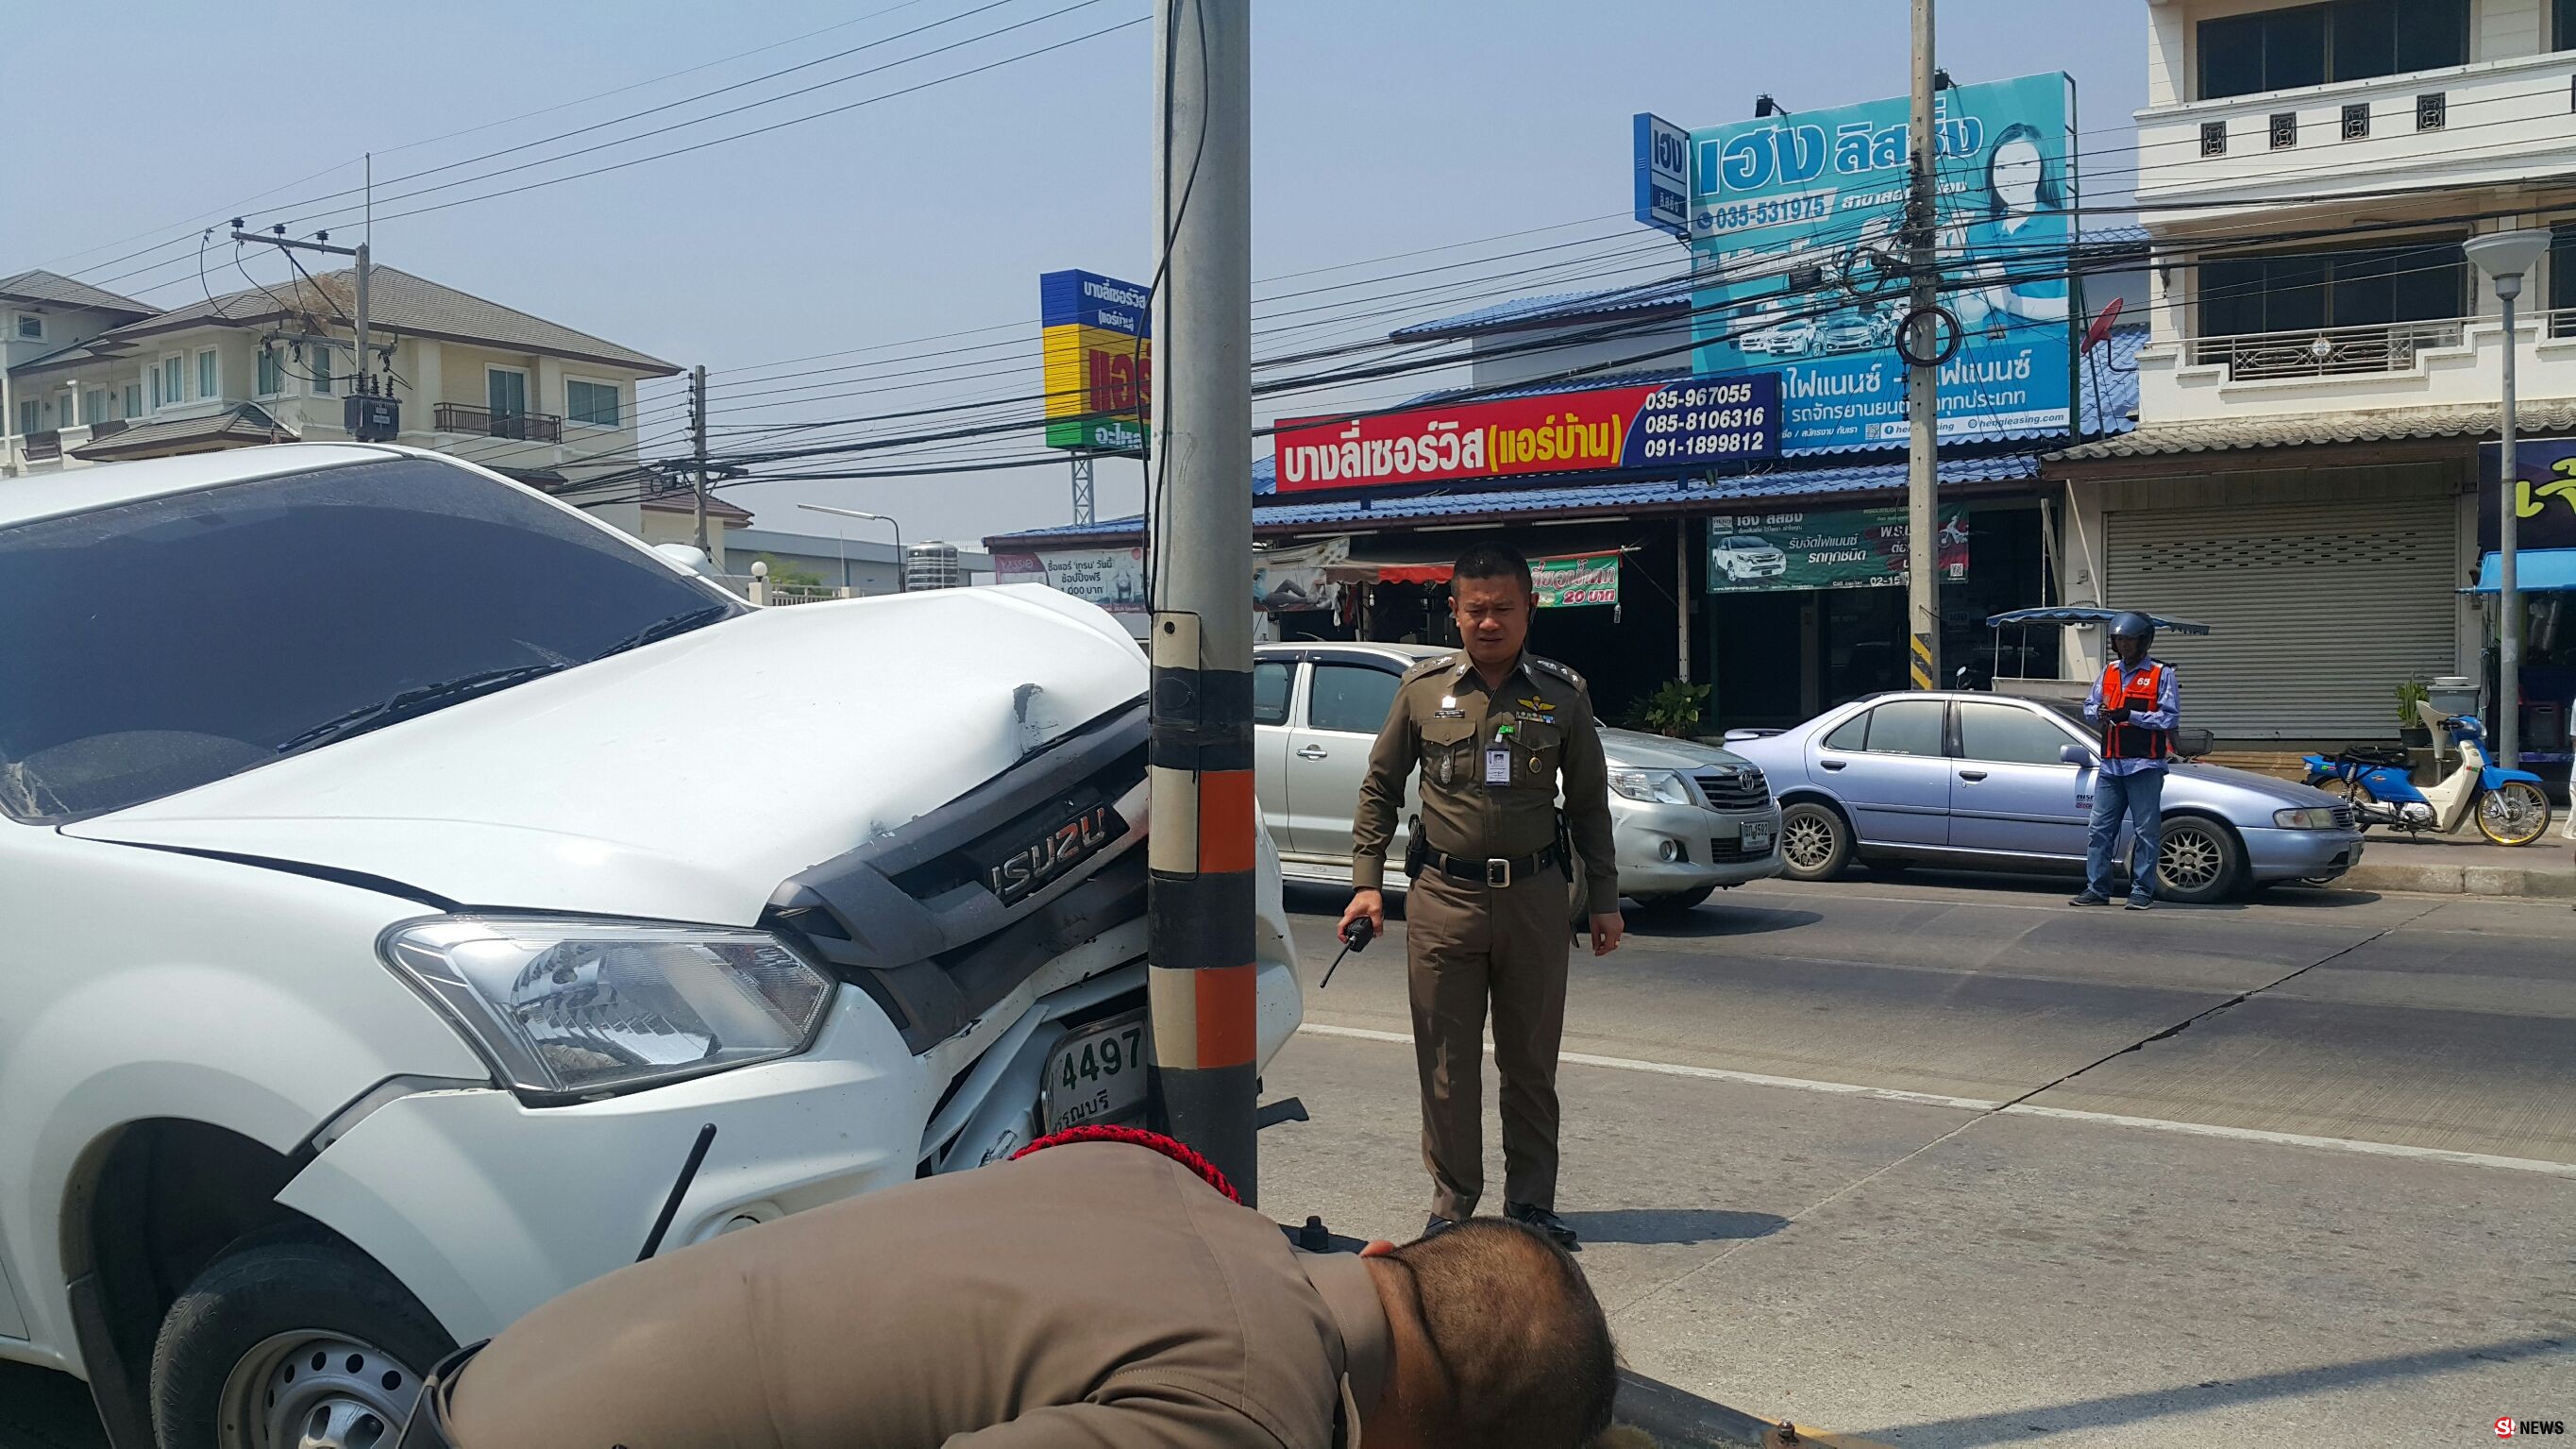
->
[1011,1124,1240,1204]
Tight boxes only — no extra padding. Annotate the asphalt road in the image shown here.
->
[8,874,2568,1449]
[1260,872,2576,1447]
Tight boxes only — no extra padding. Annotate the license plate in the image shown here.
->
[1041,1009,1152,1133]
[1742,825,1775,851]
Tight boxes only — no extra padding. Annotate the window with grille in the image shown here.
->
[2198,0,2467,101]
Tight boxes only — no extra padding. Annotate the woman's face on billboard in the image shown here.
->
[1992,136,2045,212]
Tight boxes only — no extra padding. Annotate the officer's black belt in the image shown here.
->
[1416,842,1561,887]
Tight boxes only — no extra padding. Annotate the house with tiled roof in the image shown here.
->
[1,263,750,564]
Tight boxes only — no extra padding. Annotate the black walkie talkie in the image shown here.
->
[1319,917,1374,989]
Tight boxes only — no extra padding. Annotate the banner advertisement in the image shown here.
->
[2478,438,2576,553]
[1271,374,1777,494]
[1684,73,2076,452]
[1532,552,1621,608]
[1253,536,1351,614]
[1039,269,1151,453]
[993,546,1147,612]
[1705,506,1969,593]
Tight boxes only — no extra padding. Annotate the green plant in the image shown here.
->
[2395,677,2432,728]
[1631,680,1708,738]
[757,553,825,590]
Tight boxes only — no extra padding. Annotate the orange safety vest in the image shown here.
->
[2098,661,2170,760]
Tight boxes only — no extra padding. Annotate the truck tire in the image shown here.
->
[1632,885,1717,918]
[152,1227,454,1449]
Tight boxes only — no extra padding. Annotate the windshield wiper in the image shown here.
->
[275,664,569,755]
[594,603,734,661]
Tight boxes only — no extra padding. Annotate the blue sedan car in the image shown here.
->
[1726,691,2366,902]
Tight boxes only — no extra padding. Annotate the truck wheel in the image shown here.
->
[152,1228,454,1449]
[1633,885,1717,918]
[1778,801,1853,881]
[2154,815,2243,903]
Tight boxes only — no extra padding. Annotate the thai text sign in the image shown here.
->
[1271,374,1777,493]
[2479,438,2576,553]
[1040,270,1151,453]
[993,546,1147,613]
[1533,552,1621,608]
[1705,506,1968,593]
[1684,73,2075,451]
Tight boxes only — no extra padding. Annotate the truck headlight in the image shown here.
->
[1608,767,1692,804]
[381,918,833,1101]
[2272,807,2341,830]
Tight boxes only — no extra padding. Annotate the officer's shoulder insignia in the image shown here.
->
[1401,652,1459,682]
[1527,655,1588,692]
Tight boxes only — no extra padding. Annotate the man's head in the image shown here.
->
[1357,1221,1617,1449]
[2108,611,2154,667]
[1450,544,1535,671]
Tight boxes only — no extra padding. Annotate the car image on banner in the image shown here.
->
[1683,71,2078,451]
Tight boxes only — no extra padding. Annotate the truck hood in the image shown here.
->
[1600,727,1756,772]
[64,585,1147,926]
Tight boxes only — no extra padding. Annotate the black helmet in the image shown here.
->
[2108,611,2155,648]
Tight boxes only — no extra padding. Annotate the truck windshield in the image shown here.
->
[0,456,741,824]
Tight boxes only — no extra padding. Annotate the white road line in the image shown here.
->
[1293,1022,2002,1111]
[1998,1104,2576,1177]
[1291,1022,2576,1178]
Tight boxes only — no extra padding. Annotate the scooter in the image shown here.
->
[2301,705,2554,846]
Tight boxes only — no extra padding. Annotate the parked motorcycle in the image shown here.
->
[2301,708,2554,847]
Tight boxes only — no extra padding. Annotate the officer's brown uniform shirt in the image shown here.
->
[1350,651,1618,914]
[1348,650,1617,1221]
[441,1142,1390,1449]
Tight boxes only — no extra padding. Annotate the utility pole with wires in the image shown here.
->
[232,222,386,437]
[690,363,712,556]
[1146,0,1258,1203]
[1902,0,1943,691]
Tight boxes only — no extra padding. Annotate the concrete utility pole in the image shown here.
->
[1903,0,1942,690]
[1146,0,1258,1203]
[690,363,711,556]
[231,226,369,395]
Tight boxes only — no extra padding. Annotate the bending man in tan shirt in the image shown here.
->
[410,1136,1617,1449]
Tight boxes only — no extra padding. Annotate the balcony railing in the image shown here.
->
[2185,317,2467,380]
[433,402,562,443]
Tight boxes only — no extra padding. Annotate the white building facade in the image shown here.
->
[2049,0,2576,762]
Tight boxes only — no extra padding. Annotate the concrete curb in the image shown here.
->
[2334,859,2576,900]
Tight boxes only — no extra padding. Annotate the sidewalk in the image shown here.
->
[2336,825,2576,899]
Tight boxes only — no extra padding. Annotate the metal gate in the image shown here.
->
[2103,497,2457,739]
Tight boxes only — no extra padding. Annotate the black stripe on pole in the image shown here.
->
[1147,869,1256,962]
[1150,666,1254,772]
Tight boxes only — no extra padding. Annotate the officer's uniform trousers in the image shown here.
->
[1406,866,1570,1222]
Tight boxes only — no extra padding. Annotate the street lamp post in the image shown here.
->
[797,503,905,594]
[2465,227,2550,772]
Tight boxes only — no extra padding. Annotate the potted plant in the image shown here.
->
[1628,680,1709,738]
[2396,678,2433,748]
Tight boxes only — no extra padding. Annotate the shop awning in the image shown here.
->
[2467,548,2576,592]
[1984,607,2214,633]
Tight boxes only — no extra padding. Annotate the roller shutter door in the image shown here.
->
[2103,497,2456,739]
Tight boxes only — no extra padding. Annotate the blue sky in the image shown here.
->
[0,1,2143,545]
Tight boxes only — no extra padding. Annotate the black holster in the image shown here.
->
[1403,817,1426,880]
[1555,811,1574,881]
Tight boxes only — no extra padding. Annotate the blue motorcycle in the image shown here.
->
[2302,713,2554,846]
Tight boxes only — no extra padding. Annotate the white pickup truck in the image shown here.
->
[0,445,1303,1449]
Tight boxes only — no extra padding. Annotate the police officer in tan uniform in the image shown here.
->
[405,1135,1618,1449]
[1340,544,1622,1249]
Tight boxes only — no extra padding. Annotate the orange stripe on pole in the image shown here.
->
[1193,964,1258,1069]
[1196,768,1256,874]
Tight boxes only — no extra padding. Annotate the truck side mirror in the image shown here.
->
[2059,743,2095,767]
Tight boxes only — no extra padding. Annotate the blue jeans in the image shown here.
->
[2086,768,2164,901]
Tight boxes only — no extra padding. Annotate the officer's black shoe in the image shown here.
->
[2069,891,2112,906]
[1505,1203,1579,1251]
[1423,1214,1460,1240]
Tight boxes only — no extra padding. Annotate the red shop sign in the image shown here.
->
[1271,374,1777,494]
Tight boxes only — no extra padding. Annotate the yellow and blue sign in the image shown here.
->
[1040,269,1151,453]
[1678,73,2076,452]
